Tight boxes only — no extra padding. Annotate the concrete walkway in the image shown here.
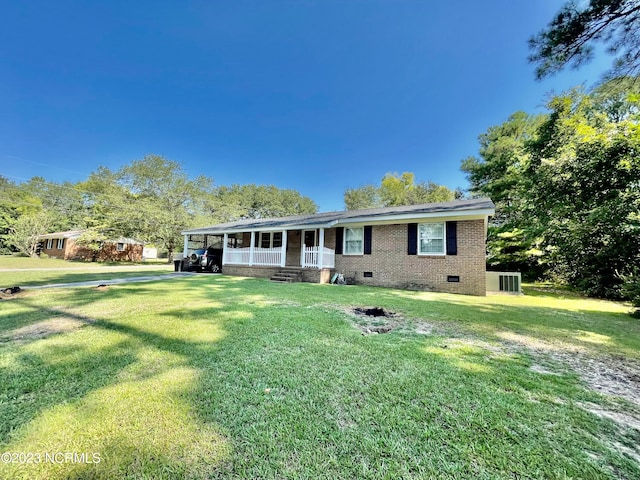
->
[23,272,197,290]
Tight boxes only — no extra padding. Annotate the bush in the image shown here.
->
[621,270,640,317]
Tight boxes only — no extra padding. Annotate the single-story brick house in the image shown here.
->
[182,198,495,295]
[38,230,144,261]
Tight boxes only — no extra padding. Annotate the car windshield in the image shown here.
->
[193,249,206,254]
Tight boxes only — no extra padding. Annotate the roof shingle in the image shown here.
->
[183,197,494,234]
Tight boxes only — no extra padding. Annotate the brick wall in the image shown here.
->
[222,265,281,279]
[334,221,487,296]
[41,237,143,261]
[218,221,487,295]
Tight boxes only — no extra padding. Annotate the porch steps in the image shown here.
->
[270,269,302,283]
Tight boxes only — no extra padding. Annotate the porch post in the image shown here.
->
[249,231,255,266]
[280,229,287,267]
[318,228,325,269]
[222,233,228,265]
[183,235,188,259]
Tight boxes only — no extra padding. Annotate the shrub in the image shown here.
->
[621,270,640,317]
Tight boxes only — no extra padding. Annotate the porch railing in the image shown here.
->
[223,247,282,267]
[302,246,335,269]
[253,247,282,266]
[224,245,334,269]
[224,247,251,265]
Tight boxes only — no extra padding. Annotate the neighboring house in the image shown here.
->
[182,198,495,295]
[38,230,144,262]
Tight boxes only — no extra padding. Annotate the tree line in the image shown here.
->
[1,155,457,262]
[462,78,640,313]
[0,155,319,260]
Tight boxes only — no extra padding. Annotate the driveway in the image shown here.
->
[23,272,197,289]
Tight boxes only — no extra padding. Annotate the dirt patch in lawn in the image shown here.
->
[339,305,434,336]
[0,317,94,343]
[554,352,640,406]
[0,287,26,301]
[492,335,640,456]
[337,303,640,437]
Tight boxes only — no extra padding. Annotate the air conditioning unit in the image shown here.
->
[486,272,522,294]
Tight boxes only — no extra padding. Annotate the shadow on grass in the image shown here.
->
[0,283,247,479]
[1,276,639,478]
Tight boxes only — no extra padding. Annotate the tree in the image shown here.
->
[80,157,319,260]
[21,177,89,232]
[82,155,215,261]
[524,85,640,298]
[462,80,640,300]
[5,211,56,257]
[621,269,640,317]
[344,173,459,210]
[344,185,381,210]
[205,184,318,222]
[461,112,546,275]
[0,176,42,253]
[529,0,640,80]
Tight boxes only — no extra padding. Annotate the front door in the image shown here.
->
[303,229,317,248]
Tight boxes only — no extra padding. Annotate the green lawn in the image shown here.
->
[1,277,639,479]
[0,254,169,270]
[0,255,175,287]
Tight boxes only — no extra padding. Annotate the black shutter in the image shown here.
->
[335,227,344,254]
[407,223,418,255]
[364,226,372,255]
[446,221,457,255]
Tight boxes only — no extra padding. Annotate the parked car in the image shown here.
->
[187,247,222,273]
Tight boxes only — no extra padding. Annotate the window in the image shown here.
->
[418,223,445,255]
[258,232,283,248]
[117,242,125,252]
[273,232,283,248]
[46,239,53,249]
[57,238,65,249]
[344,227,364,255]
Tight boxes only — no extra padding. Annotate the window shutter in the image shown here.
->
[335,227,344,254]
[407,223,417,255]
[446,221,457,255]
[364,226,372,255]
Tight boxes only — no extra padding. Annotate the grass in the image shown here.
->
[1,276,639,479]
[0,255,176,287]
[0,254,169,269]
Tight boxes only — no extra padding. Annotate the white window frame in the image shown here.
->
[46,239,53,249]
[418,222,446,256]
[343,227,364,256]
[57,238,64,249]
[116,242,125,252]
[258,232,283,248]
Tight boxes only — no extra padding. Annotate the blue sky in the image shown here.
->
[1,1,609,212]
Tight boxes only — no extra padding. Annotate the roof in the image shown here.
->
[182,198,495,235]
[38,230,86,240]
[38,230,144,244]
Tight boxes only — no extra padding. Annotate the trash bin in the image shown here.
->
[174,259,182,272]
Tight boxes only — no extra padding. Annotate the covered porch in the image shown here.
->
[222,228,335,269]
[183,227,335,270]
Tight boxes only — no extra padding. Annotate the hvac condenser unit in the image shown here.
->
[486,272,522,294]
